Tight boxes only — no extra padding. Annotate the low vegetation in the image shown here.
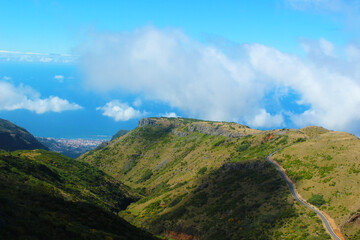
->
[273,127,360,239]
[81,118,356,239]
[0,149,157,240]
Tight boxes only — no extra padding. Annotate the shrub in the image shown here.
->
[212,138,225,148]
[169,195,185,207]
[235,140,251,152]
[198,167,207,175]
[139,169,153,182]
[295,138,306,143]
[276,135,288,145]
[145,200,162,213]
[308,194,326,207]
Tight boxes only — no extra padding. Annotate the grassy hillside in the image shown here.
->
[0,149,157,240]
[80,117,350,239]
[272,127,360,239]
[111,129,130,141]
[0,118,48,151]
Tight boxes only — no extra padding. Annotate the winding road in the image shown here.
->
[266,151,344,240]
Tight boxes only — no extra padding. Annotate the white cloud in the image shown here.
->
[2,76,11,81]
[345,44,360,61]
[96,100,144,121]
[0,81,82,113]
[80,26,267,125]
[319,38,335,57]
[285,0,360,28]
[300,38,335,57]
[247,42,360,131]
[285,0,345,11]
[284,0,358,13]
[161,112,179,118]
[79,26,360,134]
[133,98,142,107]
[54,75,64,83]
[0,50,76,63]
[246,109,284,128]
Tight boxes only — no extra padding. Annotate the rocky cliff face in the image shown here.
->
[186,122,245,138]
[137,117,259,138]
[138,118,157,127]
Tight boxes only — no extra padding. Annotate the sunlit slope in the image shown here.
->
[80,117,304,192]
[273,127,360,239]
[0,149,157,240]
[80,118,340,239]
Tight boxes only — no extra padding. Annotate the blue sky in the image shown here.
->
[0,0,350,54]
[1,0,360,137]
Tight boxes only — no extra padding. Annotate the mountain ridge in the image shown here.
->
[80,117,360,239]
[0,118,48,151]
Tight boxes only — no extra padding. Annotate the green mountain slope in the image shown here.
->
[111,129,130,141]
[272,127,360,239]
[0,118,48,151]
[0,149,157,240]
[80,117,360,239]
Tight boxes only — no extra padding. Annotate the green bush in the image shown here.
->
[295,138,306,143]
[198,167,207,175]
[276,135,288,145]
[308,194,326,207]
[212,138,226,148]
[139,169,153,182]
[235,141,250,152]
[169,195,185,207]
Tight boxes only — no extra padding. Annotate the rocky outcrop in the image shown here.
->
[190,123,245,138]
[138,118,248,138]
[171,130,189,137]
[138,118,157,127]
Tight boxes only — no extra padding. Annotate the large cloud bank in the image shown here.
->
[79,26,360,134]
[0,81,82,113]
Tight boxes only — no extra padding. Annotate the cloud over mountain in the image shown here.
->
[79,26,360,134]
[79,26,270,126]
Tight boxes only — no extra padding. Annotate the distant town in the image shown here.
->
[37,137,108,158]
[44,137,105,147]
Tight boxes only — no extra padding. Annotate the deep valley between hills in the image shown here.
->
[1,117,360,239]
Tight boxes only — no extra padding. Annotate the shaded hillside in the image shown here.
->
[0,149,157,240]
[0,118,48,151]
[80,117,338,239]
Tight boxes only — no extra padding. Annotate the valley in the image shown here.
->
[1,117,360,239]
[2,2,358,239]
